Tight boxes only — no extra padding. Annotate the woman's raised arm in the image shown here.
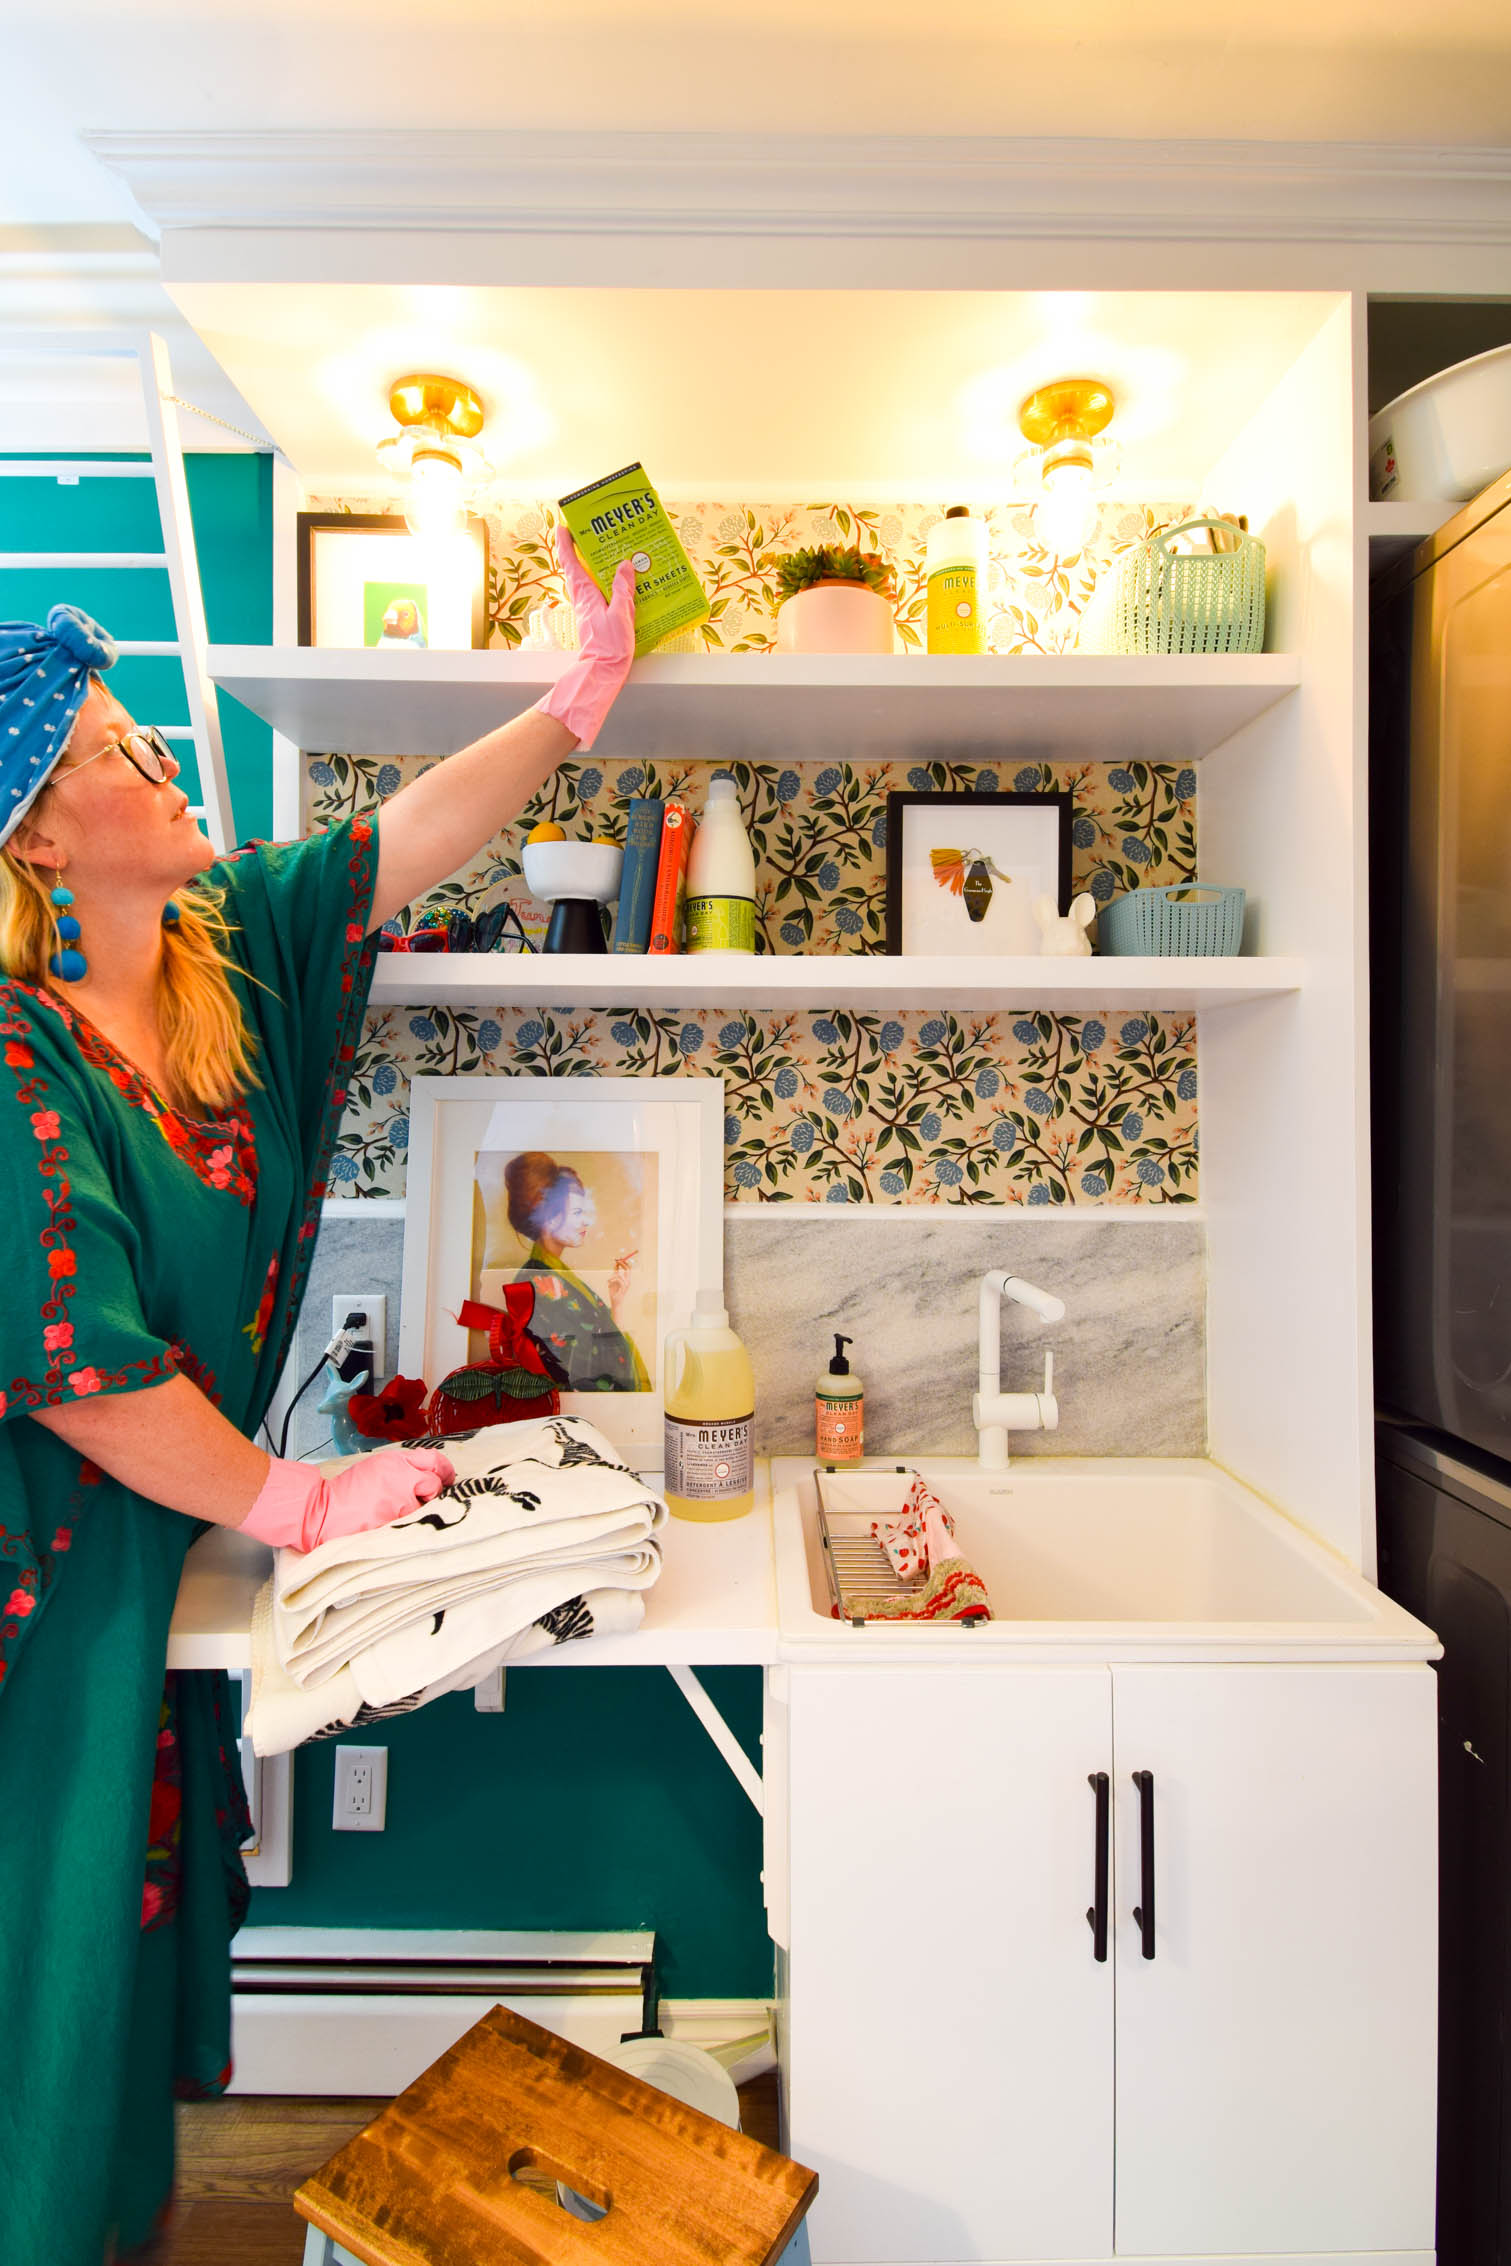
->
[368,537,636,931]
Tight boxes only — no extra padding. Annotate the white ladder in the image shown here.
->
[0,330,234,851]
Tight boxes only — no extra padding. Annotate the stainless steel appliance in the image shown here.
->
[1373,465,1511,2265]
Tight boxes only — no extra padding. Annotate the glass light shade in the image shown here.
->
[405,449,465,538]
[1035,461,1099,558]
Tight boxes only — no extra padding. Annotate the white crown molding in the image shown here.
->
[85,129,1511,247]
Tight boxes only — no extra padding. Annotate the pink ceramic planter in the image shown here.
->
[775,581,896,655]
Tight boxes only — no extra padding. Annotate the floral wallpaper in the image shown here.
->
[309,754,1197,952]
[310,491,1194,659]
[311,490,1201,1208]
[336,1004,1197,1206]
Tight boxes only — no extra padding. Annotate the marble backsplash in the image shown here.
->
[292,1207,1204,1462]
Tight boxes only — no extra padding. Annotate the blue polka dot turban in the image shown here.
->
[0,605,117,851]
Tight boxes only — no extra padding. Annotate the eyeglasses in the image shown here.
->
[56,724,178,788]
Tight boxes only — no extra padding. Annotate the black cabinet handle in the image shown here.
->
[1132,1769,1156,1959]
[1086,1771,1110,1961]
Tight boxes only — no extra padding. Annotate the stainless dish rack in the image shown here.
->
[815,1464,985,1628]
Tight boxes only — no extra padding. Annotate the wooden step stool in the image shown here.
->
[295,2004,818,2266]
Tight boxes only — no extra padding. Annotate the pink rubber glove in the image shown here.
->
[240,1445,456,1555]
[533,528,638,750]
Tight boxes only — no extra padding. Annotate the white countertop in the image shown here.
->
[167,1465,780,1673]
[169,1454,1438,1677]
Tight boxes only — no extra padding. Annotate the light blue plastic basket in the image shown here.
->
[1111,517,1266,655]
[1098,883,1246,957]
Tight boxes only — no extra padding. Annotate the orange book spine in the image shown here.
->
[646,801,693,954]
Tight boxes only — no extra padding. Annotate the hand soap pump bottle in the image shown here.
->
[816,1332,864,1465]
[663,1290,756,1522]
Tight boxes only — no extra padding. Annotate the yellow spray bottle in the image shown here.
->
[662,1290,756,1522]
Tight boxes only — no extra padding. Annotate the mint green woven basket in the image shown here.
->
[1098,883,1246,957]
[1112,517,1267,656]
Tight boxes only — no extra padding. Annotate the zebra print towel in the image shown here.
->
[244,1415,666,1756]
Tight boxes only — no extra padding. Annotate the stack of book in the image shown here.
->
[610,796,695,955]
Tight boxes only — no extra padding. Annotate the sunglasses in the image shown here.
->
[377,903,535,954]
[56,724,178,788]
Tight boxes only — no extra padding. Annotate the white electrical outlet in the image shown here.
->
[331,1294,386,1374]
[332,1744,388,1832]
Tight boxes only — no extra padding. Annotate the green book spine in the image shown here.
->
[558,462,711,657]
[611,798,666,953]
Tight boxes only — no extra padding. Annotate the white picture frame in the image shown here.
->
[399,1075,724,1459]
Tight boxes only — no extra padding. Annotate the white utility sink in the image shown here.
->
[770,1457,1439,1660]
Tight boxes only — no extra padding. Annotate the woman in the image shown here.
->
[0,537,634,2266]
[502,1151,650,1393]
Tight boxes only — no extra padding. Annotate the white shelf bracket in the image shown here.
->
[666,1665,764,1816]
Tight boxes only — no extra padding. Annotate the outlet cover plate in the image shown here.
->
[332,1744,388,1832]
[331,1294,386,1373]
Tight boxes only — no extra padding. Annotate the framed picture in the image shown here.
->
[884,791,1074,956]
[297,512,489,649]
[399,1075,725,1460]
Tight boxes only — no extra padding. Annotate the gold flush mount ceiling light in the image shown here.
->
[376,373,491,537]
[1016,378,1117,559]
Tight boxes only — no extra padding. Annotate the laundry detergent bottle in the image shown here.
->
[662,1290,756,1522]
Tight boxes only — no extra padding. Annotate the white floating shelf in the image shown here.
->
[369,952,1303,1014]
[1366,498,1457,574]
[167,1491,780,1673]
[210,645,1301,765]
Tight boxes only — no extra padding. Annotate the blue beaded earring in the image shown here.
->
[162,901,181,930]
[47,883,87,984]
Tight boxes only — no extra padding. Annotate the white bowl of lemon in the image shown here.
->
[520,823,622,905]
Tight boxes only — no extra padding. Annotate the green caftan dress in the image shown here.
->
[0,813,380,2266]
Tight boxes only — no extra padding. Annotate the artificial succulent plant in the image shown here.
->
[773,545,896,601]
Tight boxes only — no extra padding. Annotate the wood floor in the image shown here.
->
[130,2074,781,2264]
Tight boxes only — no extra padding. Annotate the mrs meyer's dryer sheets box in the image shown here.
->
[558,464,710,656]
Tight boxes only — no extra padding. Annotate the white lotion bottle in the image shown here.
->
[685,775,757,955]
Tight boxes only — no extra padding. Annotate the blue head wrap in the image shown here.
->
[0,604,118,852]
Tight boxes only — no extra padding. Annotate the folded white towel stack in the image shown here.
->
[246,1415,667,1756]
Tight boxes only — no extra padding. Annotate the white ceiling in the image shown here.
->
[2,4,1508,455]
[164,282,1336,501]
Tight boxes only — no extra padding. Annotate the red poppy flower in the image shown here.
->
[50,1528,71,1552]
[347,1373,430,1442]
[5,1589,34,1618]
[43,1322,73,1352]
[68,1367,102,1396]
[30,1110,60,1141]
[5,1042,34,1068]
[47,1248,76,1279]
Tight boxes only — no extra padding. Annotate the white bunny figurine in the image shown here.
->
[1034,892,1096,957]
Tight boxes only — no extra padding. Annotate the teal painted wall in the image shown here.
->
[254,1668,773,1999]
[0,454,275,841]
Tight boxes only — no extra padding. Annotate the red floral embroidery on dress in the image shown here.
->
[49,1000,260,1206]
[243,1251,280,1359]
[0,988,192,1687]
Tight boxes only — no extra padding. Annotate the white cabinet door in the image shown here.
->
[786,1666,1113,2264]
[1112,1663,1437,2258]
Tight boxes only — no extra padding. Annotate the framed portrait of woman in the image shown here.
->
[399,1074,725,1461]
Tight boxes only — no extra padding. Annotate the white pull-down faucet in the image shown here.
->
[973,1271,1065,1469]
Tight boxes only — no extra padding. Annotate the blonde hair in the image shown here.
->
[0,845,260,1114]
